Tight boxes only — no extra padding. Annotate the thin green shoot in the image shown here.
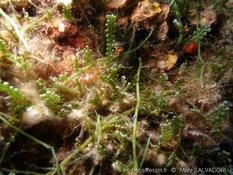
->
[88,166,95,175]
[127,26,136,52]
[0,113,62,175]
[200,63,206,88]
[173,19,183,45]
[169,0,175,7]
[124,27,154,55]
[196,7,203,63]
[58,136,94,172]
[0,132,16,165]
[139,137,151,168]
[94,113,102,146]
[132,57,142,171]
[0,8,29,50]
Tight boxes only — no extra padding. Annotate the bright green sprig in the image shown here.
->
[105,14,117,61]
[0,39,13,62]
[36,78,47,93]
[62,5,72,20]
[83,47,94,65]
[15,55,31,71]
[140,89,169,116]
[158,116,183,147]
[0,39,9,55]
[192,26,211,43]
[170,0,192,45]
[159,120,173,146]
[0,80,24,102]
[207,101,230,134]
[40,90,61,111]
[0,80,29,114]
[0,39,31,70]
[170,0,190,18]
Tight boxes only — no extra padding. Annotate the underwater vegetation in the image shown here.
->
[0,0,233,174]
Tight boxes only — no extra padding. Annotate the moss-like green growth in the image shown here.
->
[208,101,231,135]
[105,14,118,61]
[0,80,29,114]
[158,116,183,148]
[40,90,61,112]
